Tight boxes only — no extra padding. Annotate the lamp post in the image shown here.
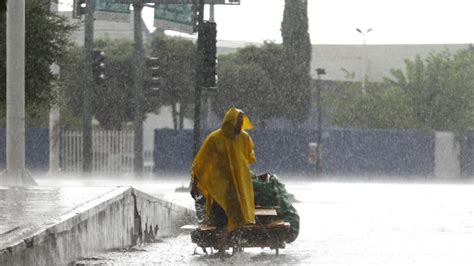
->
[356,28,372,93]
[0,0,37,186]
[315,68,326,176]
[82,0,95,175]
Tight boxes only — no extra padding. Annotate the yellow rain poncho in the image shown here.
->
[192,108,256,231]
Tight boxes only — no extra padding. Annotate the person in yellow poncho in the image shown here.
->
[191,108,256,235]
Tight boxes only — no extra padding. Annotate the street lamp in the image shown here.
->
[356,28,372,93]
[315,68,326,176]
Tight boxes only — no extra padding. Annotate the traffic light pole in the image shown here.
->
[133,4,145,176]
[193,0,205,157]
[82,0,94,174]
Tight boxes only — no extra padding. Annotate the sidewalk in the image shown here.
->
[0,186,120,244]
[1,182,196,265]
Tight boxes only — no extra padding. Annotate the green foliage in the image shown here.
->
[60,38,160,130]
[327,81,416,129]
[212,42,285,126]
[60,34,197,130]
[148,33,196,100]
[148,33,197,129]
[0,0,6,14]
[0,0,76,127]
[281,0,312,124]
[89,38,142,130]
[95,37,134,60]
[93,58,137,129]
[328,46,474,132]
[384,49,474,132]
[213,60,273,126]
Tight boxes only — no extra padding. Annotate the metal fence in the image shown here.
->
[60,130,154,175]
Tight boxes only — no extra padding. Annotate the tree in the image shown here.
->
[327,47,474,132]
[385,49,474,132]
[212,58,273,126]
[0,0,76,127]
[229,42,287,118]
[92,38,140,130]
[148,33,197,129]
[60,38,162,130]
[281,0,312,124]
[60,34,198,130]
[326,81,416,129]
[1,0,6,14]
[212,43,283,126]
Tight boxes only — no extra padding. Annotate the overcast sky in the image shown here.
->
[60,0,474,45]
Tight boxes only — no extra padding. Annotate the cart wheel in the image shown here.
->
[219,248,227,261]
[232,246,243,255]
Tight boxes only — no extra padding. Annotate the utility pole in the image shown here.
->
[356,28,372,94]
[193,0,205,157]
[47,0,61,177]
[205,2,215,129]
[49,64,61,175]
[82,0,95,174]
[0,0,37,186]
[133,3,145,176]
[209,2,215,21]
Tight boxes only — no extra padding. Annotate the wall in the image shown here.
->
[0,128,49,173]
[322,129,434,176]
[0,187,195,265]
[4,127,474,178]
[434,132,461,179]
[154,128,435,177]
[461,130,474,177]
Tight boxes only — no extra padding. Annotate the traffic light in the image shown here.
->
[73,0,87,19]
[145,57,160,91]
[198,21,217,88]
[92,50,106,84]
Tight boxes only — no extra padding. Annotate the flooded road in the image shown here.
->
[69,178,473,265]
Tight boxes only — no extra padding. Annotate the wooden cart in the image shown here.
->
[186,207,292,255]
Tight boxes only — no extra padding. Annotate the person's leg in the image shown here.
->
[194,194,206,224]
[210,203,228,258]
[210,202,228,227]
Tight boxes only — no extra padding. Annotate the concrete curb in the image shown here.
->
[0,186,196,265]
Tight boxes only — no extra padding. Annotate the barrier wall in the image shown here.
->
[0,187,195,265]
[461,131,474,177]
[154,128,436,176]
[322,129,434,176]
[0,128,49,173]
[2,127,474,177]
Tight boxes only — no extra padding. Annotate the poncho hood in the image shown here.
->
[221,107,253,138]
